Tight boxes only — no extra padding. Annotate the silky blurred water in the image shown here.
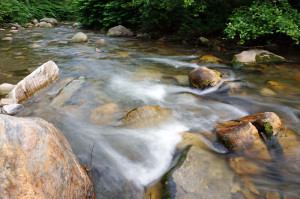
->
[1,26,300,198]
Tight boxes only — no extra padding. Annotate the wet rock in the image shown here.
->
[96,39,106,43]
[192,55,222,64]
[0,114,95,198]
[1,37,13,41]
[69,32,88,43]
[168,146,235,199]
[229,157,264,175]
[8,61,59,103]
[214,121,270,160]
[276,129,300,169]
[72,22,81,28]
[89,103,119,125]
[144,181,162,199]
[115,51,132,57]
[2,104,23,115]
[267,80,288,91]
[237,112,283,138]
[232,49,285,69]
[32,19,38,25]
[174,75,189,86]
[0,83,15,95]
[176,132,210,150]
[121,105,171,127]
[198,36,209,46]
[0,98,18,106]
[107,25,134,37]
[9,30,18,33]
[31,43,42,48]
[11,26,17,30]
[189,66,222,89]
[50,76,85,107]
[40,18,58,25]
[37,22,52,28]
[260,88,276,96]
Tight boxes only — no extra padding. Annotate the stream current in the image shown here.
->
[1,26,300,198]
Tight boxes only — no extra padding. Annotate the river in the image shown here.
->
[1,26,300,198]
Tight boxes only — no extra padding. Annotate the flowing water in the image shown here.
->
[1,26,300,198]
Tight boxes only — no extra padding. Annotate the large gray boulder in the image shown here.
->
[0,114,95,198]
[232,49,285,69]
[69,32,88,43]
[107,25,134,37]
[8,61,59,103]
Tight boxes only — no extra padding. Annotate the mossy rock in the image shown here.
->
[255,53,284,64]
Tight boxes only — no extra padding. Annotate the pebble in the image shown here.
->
[2,37,13,41]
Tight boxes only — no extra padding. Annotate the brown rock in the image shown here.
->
[229,157,264,175]
[276,129,300,161]
[121,105,171,127]
[171,146,235,199]
[144,181,162,199]
[8,61,59,103]
[176,132,209,150]
[215,121,270,160]
[191,55,222,64]
[89,103,119,125]
[0,114,95,198]
[237,112,284,137]
[267,81,288,91]
[189,66,222,89]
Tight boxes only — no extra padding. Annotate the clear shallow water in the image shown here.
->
[1,26,300,198]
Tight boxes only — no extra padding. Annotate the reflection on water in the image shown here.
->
[1,26,300,198]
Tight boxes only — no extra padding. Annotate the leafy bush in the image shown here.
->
[76,0,140,30]
[224,0,300,44]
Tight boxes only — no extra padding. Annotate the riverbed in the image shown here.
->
[1,26,300,198]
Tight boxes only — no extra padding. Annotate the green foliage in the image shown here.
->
[75,0,139,30]
[0,0,75,25]
[264,123,274,139]
[0,0,14,21]
[224,0,300,44]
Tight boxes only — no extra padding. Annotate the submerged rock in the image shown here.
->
[192,55,222,64]
[1,37,13,41]
[0,114,95,198]
[69,32,88,43]
[189,66,222,90]
[107,25,134,37]
[144,181,162,199]
[50,76,85,107]
[165,146,235,199]
[89,103,119,125]
[121,105,171,127]
[8,61,59,103]
[2,104,23,115]
[0,83,15,95]
[232,49,285,69]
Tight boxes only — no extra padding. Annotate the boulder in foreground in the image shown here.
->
[107,25,134,37]
[0,114,95,198]
[8,61,59,103]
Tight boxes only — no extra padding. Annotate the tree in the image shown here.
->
[224,0,300,44]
